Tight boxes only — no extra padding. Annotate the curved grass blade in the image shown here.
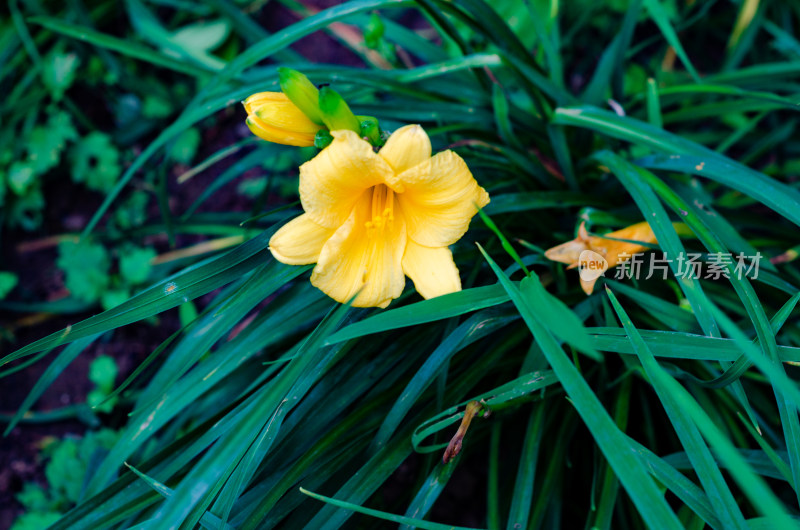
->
[639,153,800,229]
[124,463,234,530]
[1,230,278,366]
[596,150,718,336]
[628,438,720,528]
[642,0,700,82]
[484,191,607,215]
[653,83,800,110]
[326,284,511,344]
[606,288,747,528]
[412,370,557,452]
[628,163,800,504]
[3,335,99,435]
[588,328,800,362]
[300,487,484,530]
[28,16,211,77]
[479,245,684,530]
[505,404,545,530]
[399,458,460,529]
[607,287,793,525]
[371,308,516,452]
[552,106,800,229]
[82,0,412,238]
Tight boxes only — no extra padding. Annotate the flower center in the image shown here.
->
[365,184,395,235]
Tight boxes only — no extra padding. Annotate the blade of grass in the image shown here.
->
[505,404,545,530]
[29,16,212,77]
[371,308,516,452]
[642,0,700,82]
[4,335,98,435]
[605,287,793,526]
[300,487,484,530]
[478,245,684,529]
[326,284,511,344]
[606,288,747,528]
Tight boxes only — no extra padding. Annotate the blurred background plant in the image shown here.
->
[2,0,800,528]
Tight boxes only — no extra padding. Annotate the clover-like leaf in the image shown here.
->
[88,355,118,392]
[70,132,121,193]
[57,240,110,303]
[119,246,156,285]
[42,51,80,101]
[113,190,150,230]
[6,186,45,231]
[7,162,36,195]
[27,111,79,174]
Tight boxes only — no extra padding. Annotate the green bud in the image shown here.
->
[278,67,324,125]
[359,116,382,146]
[314,130,334,149]
[318,87,361,133]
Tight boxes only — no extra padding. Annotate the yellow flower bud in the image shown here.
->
[243,92,323,147]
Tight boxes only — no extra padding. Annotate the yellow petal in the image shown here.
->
[246,92,321,133]
[378,124,431,174]
[299,130,396,229]
[402,240,461,299]
[580,277,599,295]
[243,92,322,147]
[311,192,406,308]
[589,221,657,268]
[269,214,334,265]
[246,117,317,147]
[397,150,490,247]
[544,239,589,266]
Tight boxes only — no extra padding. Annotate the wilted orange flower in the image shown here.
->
[545,221,657,295]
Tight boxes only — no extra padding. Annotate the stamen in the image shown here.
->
[384,188,395,223]
[366,185,396,236]
[372,185,380,222]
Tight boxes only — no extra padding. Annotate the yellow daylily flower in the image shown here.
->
[269,125,490,308]
[243,92,323,147]
[545,221,657,295]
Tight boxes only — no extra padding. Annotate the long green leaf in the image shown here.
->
[479,246,684,530]
[606,287,793,526]
[606,288,746,528]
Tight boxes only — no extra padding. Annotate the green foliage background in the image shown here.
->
[4,0,800,528]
